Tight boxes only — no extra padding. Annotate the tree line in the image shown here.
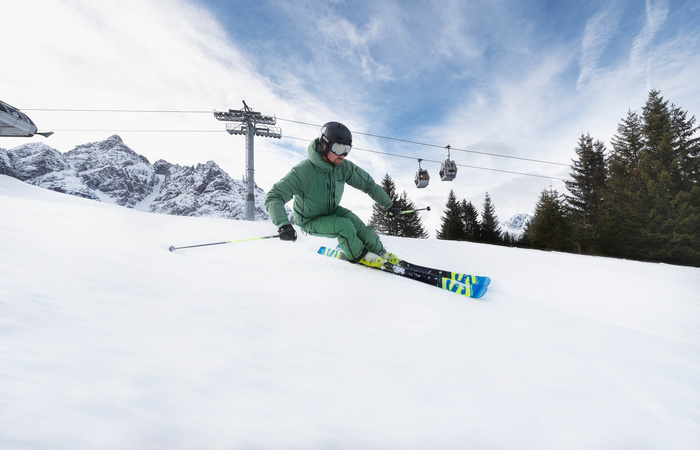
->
[369,174,517,246]
[370,89,699,267]
[530,90,699,266]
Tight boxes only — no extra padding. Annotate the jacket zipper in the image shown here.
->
[328,173,335,214]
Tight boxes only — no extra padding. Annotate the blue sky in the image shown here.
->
[2,0,699,235]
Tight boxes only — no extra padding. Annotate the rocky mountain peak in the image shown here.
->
[2,135,282,221]
[503,213,532,238]
[5,142,72,180]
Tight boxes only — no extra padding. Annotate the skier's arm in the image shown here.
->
[265,169,302,227]
[345,162,393,210]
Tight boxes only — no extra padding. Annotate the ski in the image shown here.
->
[318,246,488,299]
[397,260,491,287]
[327,245,490,287]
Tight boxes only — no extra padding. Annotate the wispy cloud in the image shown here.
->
[315,16,393,82]
[0,0,339,193]
[2,0,699,232]
[631,0,670,88]
[577,5,622,89]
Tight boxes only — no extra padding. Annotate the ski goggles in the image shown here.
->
[330,142,352,157]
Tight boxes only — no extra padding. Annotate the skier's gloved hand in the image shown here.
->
[387,206,402,218]
[278,224,297,241]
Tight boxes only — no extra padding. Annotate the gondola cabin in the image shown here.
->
[440,159,457,181]
[415,170,430,188]
[0,100,53,137]
[439,145,457,181]
[415,159,430,188]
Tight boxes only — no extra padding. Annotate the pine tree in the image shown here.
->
[670,104,700,188]
[599,109,646,258]
[564,133,608,252]
[641,90,677,226]
[609,110,644,179]
[529,186,572,251]
[518,221,531,248]
[479,192,502,245]
[598,90,700,265]
[638,90,700,264]
[641,90,676,184]
[667,105,700,265]
[460,199,480,242]
[502,231,514,246]
[369,173,398,235]
[666,186,700,265]
[436,190,464,240]
[392,191,429,238]
[369,174,428,238]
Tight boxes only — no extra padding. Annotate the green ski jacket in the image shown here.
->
[265,138,393,229]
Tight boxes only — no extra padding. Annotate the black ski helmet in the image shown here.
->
[319,122,352,154]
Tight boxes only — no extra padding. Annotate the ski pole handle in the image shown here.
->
[169,235,279,252]
[400,206,431,214]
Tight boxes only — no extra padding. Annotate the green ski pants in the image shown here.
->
[301,206,383,261]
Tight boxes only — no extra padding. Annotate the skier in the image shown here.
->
[265,121,401,267]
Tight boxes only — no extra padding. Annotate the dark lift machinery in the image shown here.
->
[0,100,53,138]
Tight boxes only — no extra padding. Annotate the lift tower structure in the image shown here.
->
[214,101,281,221]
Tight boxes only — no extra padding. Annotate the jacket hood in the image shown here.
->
[308,138,337,172]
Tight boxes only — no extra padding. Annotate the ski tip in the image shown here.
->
[168,246,176,252]
[471,283,488,299]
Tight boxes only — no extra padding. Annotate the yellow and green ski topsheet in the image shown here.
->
[318,246,488,299]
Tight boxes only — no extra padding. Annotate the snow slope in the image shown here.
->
[1,174,699,449]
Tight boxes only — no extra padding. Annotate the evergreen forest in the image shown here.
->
[373,90,699,267]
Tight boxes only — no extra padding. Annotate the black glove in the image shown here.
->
[387,206,402,218]
[278,224,297,241]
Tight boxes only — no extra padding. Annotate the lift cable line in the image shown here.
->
[46,129,224,133]
[282,135,568,182]
[22,126,566,181]
[358,147,568,182]
[24,108,569,167]
[274,117,570,167]
[24,108,213,114]
[356,132,570,167]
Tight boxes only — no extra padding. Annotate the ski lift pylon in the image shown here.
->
[440,145,457,181]
[415,158,430,188]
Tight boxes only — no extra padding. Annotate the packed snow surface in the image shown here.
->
[1,175,699,449]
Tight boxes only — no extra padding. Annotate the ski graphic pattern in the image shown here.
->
[323,246,490,287]
[317,246,488,299]
[396,260,491,287]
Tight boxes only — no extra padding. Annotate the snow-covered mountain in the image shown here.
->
[502,212,532,238]
[0,135,276,221]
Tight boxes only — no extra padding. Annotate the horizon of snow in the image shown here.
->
[1,175,699,449]
[2,136,531,235]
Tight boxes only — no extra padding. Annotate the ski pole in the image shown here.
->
[168,235,279,252]
[400,206,431,214]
